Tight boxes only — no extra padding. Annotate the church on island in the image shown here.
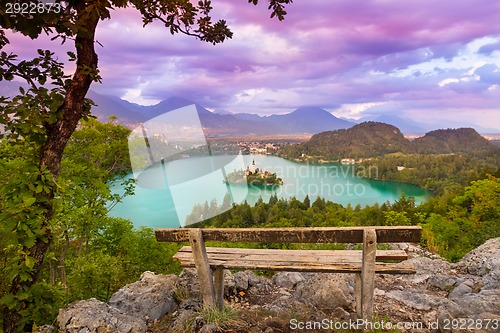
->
[245,159,283,186]
[225,159,283,186]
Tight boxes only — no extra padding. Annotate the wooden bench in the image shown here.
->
[155,226,421,320]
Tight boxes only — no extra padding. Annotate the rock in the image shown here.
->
[387,289,441,311]
[457,238,500,290]
[108,271,178,322]
[293,273,354,310]
[271,272,305,289]
[199,323,218,333]
[331,306,350,320]
[57,298,147,333]
[176,268,201,299]
[428,275,456,291]
[191,315,206,333]
[456,290,500,317]
[33,325,56,333]
[448,282,473,299]
[233,271,250,290]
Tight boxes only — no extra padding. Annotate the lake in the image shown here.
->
[109,154,430,228]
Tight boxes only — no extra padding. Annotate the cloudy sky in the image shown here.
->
[4,0,500,130]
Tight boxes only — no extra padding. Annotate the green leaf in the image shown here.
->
[25,197,36,207]
[0,294,17,309]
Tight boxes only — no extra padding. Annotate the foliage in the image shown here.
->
[359,154,499,194]
[420,176,500,261]
[0,119,183,329]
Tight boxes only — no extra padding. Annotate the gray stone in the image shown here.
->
[233,271,250,290]
[293,273,354,310]
[33,325,56,333]
[428,275,456,291]
[191,315,206,333]
[331,306,350,320]
[176,268,201,299]
[457,238,500,276]
[386,289,441,311]
[457,238,500,290]
[271,272,305,289]
[199,323,218,333]
[108,271,178,322]
[448,283,473,299]
[57,298,147,333]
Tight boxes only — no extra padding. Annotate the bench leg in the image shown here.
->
[214,267,224,310]
[355,273,362,317]
[189,229,216,308]
[361,228,377,321]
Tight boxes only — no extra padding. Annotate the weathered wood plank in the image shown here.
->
[173,259,416,274]
[174,246,409,261]
[355,273,362,318]
[361,228,377,321]
[173,248,407,264]
[156,226,422,243]
[189,229,216,307]
[213,267,224,310]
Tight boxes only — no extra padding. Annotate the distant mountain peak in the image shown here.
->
[151,96,195,111]
[292,106,331,114]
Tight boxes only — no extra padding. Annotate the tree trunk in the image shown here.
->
[2,3,99,332]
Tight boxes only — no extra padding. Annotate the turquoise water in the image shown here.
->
[109,155,430,228]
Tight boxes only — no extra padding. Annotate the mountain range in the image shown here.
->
[0,82,498,136]
[86,92,356,136]
[85,92,499,135]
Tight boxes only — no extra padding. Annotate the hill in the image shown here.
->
[412,128,498,156]
[280,123,500,160]
[289,122,412,159]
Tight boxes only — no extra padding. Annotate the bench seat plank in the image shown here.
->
[173,246,415,274]
[175,258,415,274]
[174,246,409,261]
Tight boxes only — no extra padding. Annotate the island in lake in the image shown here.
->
[225,159,283,186]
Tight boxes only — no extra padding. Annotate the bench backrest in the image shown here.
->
[155,226,422,243]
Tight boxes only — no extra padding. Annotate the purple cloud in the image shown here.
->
[2,0,500,130]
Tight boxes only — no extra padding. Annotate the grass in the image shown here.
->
[171,305,244,333]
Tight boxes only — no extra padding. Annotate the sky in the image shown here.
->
[3,0,500,131]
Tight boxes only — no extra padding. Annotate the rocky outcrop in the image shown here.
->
[55,238,500,333]
[57,272,178,333]
[108,271,177,322]
[373,238,500,332]
[57,298,148,333]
